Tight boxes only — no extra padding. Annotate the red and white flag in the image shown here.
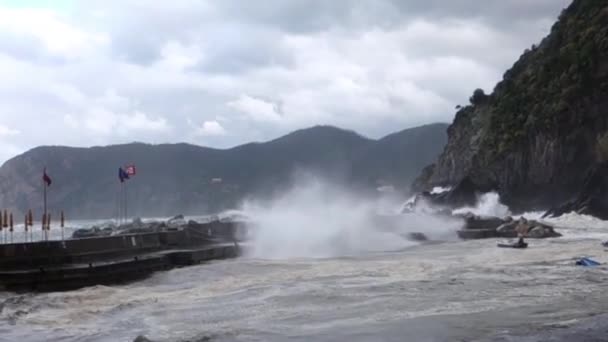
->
[125,165,137,176]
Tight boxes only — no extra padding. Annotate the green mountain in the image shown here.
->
[0,123,448,219]
[414,0,608,212]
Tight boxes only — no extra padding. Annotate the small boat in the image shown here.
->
[497,241,528,249]
[575,257,601,267]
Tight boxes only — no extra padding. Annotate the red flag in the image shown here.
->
[43,168,52,186]
[125,165,136,176]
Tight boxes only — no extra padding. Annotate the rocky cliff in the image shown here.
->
[0,123,448,219]
[414,0,608,212]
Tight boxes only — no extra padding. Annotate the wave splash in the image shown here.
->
[241,176,461,259]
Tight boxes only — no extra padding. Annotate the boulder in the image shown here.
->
[117,219,167,235]
[457,228,500,239]
[71,226,113,239]
[496,221,518,237]
[527,224,562,238]
[167,214,186,229]
[457,217,560,240]
[463,214,506,230]
[496,221,517,233]
[421,177,494,209]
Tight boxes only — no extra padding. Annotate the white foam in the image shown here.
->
[430,186,452,194]
[452,192,511,218]
[241,176,462,259]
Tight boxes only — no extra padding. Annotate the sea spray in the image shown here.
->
[241,175,463,259]
[452,192,511,218]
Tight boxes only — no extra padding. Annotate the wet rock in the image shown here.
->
[527,225,562,238]
[457,228,500,239]
[457,216,560,240]
[496,221,518,238]
[496,221,517,232]
[543,162,608,220]
[132,217,144,228]
[167,214,186,229]
[463,215,506,230]
[419,177,490,209]
[72,226,113,239]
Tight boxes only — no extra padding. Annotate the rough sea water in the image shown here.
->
[1,184,608,342]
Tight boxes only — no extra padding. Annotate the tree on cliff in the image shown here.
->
[469,88,489,106]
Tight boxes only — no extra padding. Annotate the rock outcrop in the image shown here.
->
[70,215,248,241]
[414,0,608,214]
[543,162,608,219]
[456,215,561,240]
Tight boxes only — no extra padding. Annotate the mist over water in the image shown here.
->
[241,176,462,259]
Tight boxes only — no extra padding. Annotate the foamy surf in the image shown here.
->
[2,187,608,342]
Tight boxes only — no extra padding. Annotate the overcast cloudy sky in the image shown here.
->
[0,0,571,164]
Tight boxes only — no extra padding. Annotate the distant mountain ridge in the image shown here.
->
[0,123,448,219]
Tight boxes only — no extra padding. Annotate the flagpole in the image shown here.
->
[117,182,121,225]
[43,178,47,219]
[125,181,128,223]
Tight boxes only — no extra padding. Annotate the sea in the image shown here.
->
[1,188,607,342]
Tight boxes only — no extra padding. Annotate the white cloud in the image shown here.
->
[73,108,170,136]
[227,95,282,123]
[0,0,571,163]
[0,8,108,60]
[158,40,203,71]
[0,124,19,137]
[196,120,227,136]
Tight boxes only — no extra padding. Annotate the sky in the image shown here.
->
[0,0,571,164]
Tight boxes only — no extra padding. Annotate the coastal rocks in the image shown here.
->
[133,336,154,342]
[528,225,561,238]
[167,214,186,229]
[461,213,506,230]
[417,177,481,209]
[543,162,608,220]
[456,214,506,239]
[70,215,248,240]
[72,226,113,239]
[117,218,167,235]
[457,229,500,239]
[456,215,561,240]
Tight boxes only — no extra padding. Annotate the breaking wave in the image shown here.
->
[241,175,462,259]
[452,192,511,217]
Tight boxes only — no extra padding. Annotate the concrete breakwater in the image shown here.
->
[0,219,243,292]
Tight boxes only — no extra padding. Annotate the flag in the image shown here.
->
[43,168,52,186]
[125,165,137,176]
[118,167,129,183]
